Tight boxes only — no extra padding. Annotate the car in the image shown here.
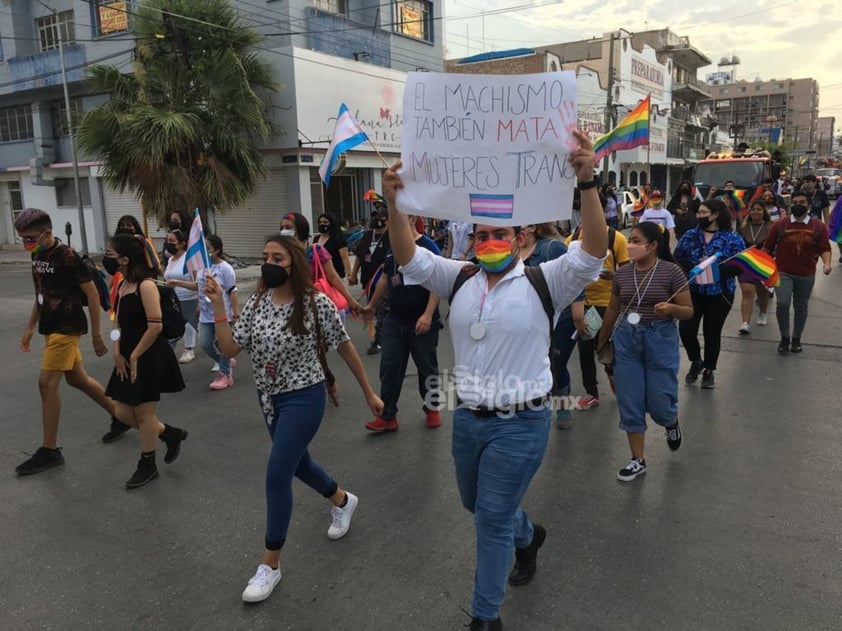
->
[619,190,638,228]
[815,168,842,198]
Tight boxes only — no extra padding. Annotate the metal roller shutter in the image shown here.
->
[213,170,288,259]
[102,184,144,237]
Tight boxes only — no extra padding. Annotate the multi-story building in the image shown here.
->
[701,78,819,153]
[816,116,835,156]
[0,0,443,254]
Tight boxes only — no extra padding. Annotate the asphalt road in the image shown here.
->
[1,262,842,631]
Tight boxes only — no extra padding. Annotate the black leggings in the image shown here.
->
[679,292,733,371]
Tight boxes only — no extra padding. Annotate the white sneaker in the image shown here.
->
[738,322,750,335]
[178,349,195,363]
[327,492,358,540]
[757,313,768,326]
[210,362,220,372]
[242,564,282,603]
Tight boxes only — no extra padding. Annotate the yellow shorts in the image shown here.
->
[41,334,83,372]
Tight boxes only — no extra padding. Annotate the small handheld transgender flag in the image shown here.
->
[184,208,210,275]
[689,253,720,285]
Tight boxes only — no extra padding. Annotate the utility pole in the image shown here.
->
[602,31,616,183]
[35,0,88,252]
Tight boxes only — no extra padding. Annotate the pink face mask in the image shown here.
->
[627,243,649,261]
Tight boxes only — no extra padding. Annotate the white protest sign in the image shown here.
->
[396,71,579,226]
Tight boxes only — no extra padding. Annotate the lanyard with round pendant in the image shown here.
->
[110,284,125,341]
[627,260,659,325]
[469,285,489,340]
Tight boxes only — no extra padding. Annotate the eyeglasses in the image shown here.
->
[21,230,45,244]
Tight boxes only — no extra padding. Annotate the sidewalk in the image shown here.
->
[0,245,29,265]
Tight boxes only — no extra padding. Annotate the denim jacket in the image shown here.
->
[673,227,746,296]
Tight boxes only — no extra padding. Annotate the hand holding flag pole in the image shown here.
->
[664,248,780,303]
[184,208,212,303]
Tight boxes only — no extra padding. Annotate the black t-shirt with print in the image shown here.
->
[31,241,92,336]
[353,229,390,287]
[808,189,830,218]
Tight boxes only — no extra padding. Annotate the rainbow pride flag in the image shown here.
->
[593,95,650,163]
[729,247,780,287]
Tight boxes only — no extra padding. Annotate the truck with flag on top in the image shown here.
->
[687,150,774,212]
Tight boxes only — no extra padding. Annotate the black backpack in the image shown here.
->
[158,284,186,341]
[78,254,111,312]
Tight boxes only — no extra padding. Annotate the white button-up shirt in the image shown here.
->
[401,241,604,409]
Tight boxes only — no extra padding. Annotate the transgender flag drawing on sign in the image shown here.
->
[469,193,514,220]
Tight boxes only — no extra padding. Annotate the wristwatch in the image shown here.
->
[577,180,598,190]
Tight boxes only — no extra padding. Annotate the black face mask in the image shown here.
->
[318,224,330,234]
[791,204,808,218]
[371,219,386,230]
[164,242,178,255]
[261,263,289,288]
[697,217,713,230]
[168,222,181,231]
[102,256,121,276]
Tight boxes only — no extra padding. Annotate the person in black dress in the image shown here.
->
[103,234,188,489]
[314,212,352,280]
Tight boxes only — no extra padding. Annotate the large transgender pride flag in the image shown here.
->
[469,193,514,220]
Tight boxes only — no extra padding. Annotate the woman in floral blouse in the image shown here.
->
[674,199,746,390]
[206,233,383,604]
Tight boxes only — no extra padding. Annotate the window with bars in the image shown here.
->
[36,10,75,52]
[314,0,346,14]
[50,99,83,137]
[0,105,34,143]
[394,0,432,41]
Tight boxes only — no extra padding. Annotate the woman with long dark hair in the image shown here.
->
[205,233,383,603]
[163,228,199,362]
[666,180,698,239]
[674,199,747,389]
[598,222,693,482]
[102,234,187,489]
[737,202,773,334]
[314,212,352,279]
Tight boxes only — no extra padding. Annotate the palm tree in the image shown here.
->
[75,0,278,225]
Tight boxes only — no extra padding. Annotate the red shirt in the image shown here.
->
[764,218,830,276]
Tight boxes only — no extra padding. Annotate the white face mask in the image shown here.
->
[280,229,296,238]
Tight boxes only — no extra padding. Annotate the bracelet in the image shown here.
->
[214,315,229,324]
[577,180,598,190]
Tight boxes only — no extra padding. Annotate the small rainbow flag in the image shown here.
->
[730,247,780,287]
[689,253,720,285]
[469,193,514,219]
[593,95,650,163]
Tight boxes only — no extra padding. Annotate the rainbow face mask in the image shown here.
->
[475,239,515,273]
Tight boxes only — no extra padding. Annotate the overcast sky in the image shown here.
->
[443,0,842,132]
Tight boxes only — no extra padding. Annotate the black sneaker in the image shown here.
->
[685,360,704,384]
[777,337,790,354]
[125,455,158,490]
[790,338,803,353]
[617,458,646,482]
[15,447,64,476]
[102,417,132,443]
[666,422,682,451]
[366,342,381,355]
[701,370,715,389]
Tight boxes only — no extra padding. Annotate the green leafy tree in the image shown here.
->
[75,0,278,224]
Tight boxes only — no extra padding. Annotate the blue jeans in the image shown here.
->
[552,311,577,395]
[261,383,338,550]
[775,272,815,339]
[198,322,231,375]
[613,319,679,433]
[380,313,441,420]
[452,406,551,620]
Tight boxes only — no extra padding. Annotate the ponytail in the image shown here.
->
[635,221,676,263]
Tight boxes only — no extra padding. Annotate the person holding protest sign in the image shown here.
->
[382,129,607,631]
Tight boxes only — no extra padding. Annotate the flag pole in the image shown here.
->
[646,94,652,189]
[367,138,392,170]
[664,249,754,303]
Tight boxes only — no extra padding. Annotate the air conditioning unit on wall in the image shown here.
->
[30,157,54,186]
